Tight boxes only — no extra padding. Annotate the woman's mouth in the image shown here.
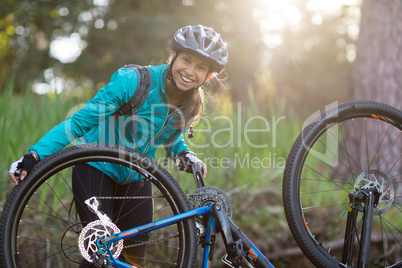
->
[180,74,194,84]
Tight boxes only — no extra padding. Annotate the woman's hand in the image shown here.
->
[9,152,39,185]
[175,151,207,178]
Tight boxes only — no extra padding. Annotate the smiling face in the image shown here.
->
[170,52,211,92]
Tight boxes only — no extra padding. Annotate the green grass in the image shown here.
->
[0,81,82,201]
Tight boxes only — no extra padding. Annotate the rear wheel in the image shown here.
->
[0,144,197,268]
[283,101,401,267]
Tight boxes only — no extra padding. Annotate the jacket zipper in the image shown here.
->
[122,111,176,185]
[143,96,178,154]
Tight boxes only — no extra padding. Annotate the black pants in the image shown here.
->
[72,164,152,267]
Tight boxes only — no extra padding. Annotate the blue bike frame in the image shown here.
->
[98,203,275,268]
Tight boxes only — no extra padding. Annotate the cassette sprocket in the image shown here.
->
[188,186,232,219]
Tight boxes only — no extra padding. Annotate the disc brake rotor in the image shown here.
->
[354,170,394,215]
[78,220,124,263]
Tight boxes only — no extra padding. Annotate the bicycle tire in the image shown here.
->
[283,101,401,267]
[0,144,198,268]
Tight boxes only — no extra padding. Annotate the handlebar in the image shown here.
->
[191,162,205,189]
[177,159,205,189]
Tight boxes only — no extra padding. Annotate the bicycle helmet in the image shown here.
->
[171,25,228,72]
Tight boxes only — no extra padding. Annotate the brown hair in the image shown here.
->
[172,87,205,130]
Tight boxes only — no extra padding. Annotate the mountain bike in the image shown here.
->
[0,101,400,267]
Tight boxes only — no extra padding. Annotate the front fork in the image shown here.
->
[201,203,244,268]
[201,203,274,268]
[342,186,379,268]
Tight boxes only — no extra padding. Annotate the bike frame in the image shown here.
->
[82,162,275,268]
[88,161,382,268]
[99,202,274,268]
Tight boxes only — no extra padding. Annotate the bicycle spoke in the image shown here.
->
[24,204,73,226]
[378,132,401,171]
[320,206,349,244]
[301,177,346,184]
[368,120,392,169]
[302,202,349,211]
[386,153,401,177]
[305,205,349,226]
[351,118,364,173]
[304,163,353,194]
[326,125,361,179]
[340,122,357,182]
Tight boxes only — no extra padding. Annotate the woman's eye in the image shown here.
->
[198,65,208,71]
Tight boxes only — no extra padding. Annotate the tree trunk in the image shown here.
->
[349,0,401,199]
[351,0,401,109]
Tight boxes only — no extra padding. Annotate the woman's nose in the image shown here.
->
[185,64,196,76]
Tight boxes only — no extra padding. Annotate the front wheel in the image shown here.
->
[283,101,401,267]
[0,144,197,268]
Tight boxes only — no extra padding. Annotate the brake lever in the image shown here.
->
[14,168,22,177]
[192,162,205,189]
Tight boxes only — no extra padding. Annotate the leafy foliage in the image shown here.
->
[0,0,89,93]
[1,0,359,115]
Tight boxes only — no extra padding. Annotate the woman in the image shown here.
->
[9,25,228,266]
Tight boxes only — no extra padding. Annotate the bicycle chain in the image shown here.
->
[96,195,164,199]
[95,191,228,201]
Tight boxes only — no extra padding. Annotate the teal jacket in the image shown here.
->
[29,64,190,184]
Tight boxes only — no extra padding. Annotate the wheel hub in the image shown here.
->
[354,170,394,215]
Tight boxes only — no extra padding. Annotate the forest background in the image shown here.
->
[0,0,400,266]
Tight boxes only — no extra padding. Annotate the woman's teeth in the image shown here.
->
[181,75,193,83]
